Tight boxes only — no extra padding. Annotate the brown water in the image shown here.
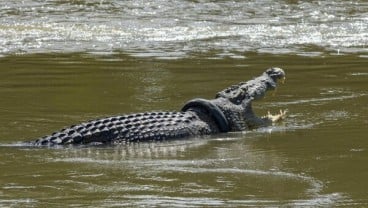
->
[0,53,367,207]
[1,0,368,206]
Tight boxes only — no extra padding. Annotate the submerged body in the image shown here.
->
[31,68,286,146]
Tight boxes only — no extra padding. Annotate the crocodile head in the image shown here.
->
[265,67,286,82]
[215,67,285,104]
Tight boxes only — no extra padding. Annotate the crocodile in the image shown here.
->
[30,67,286,146]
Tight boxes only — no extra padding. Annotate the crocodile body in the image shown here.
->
[31,68,285,146]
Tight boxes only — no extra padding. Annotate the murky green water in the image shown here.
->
[0,53,367,207]
[1,0,368,207]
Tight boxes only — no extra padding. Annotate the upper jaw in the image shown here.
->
[216,67,286,103]
[266,67,286,82]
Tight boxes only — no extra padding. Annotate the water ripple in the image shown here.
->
[0,0,367,57]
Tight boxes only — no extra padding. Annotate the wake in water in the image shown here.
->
[44,137,347,207]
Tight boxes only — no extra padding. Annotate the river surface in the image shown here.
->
[1,0,368,207]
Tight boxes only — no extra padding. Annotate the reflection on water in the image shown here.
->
[1,1,368,207]
[0,53,368,206]
[1,34,368,208]
[1,132,351,207]
[0,0,368,203]
[0,138,334,207]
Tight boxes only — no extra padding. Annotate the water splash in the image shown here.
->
[1,0,367,58]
